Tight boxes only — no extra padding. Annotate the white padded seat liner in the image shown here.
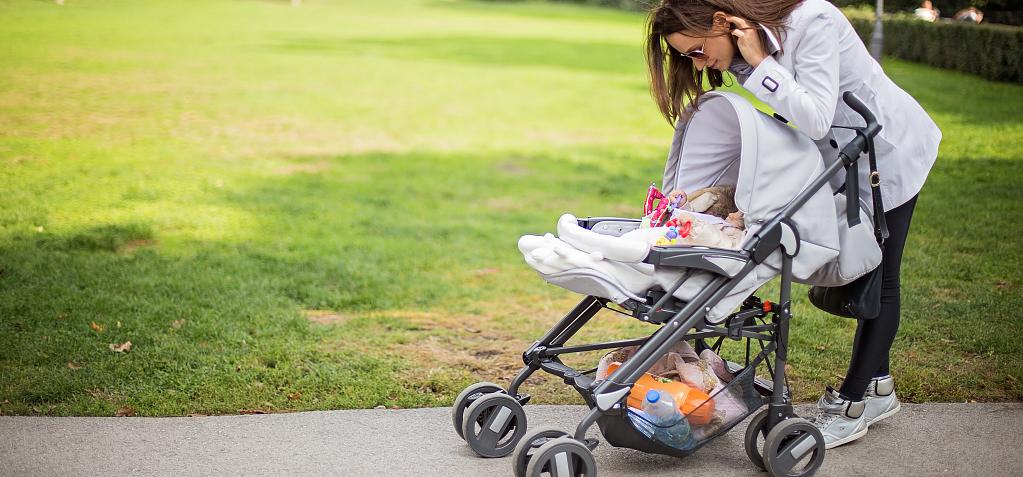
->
[518,215,767,323]
[556,214,664,263]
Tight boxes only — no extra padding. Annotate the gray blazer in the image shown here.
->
[731,0,942,211]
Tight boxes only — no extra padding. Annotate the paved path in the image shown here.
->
[2,403,1021,476]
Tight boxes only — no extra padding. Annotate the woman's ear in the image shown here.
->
[712,11,730,31]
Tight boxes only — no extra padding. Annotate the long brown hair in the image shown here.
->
[646,0,803,125]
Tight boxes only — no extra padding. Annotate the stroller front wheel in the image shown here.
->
[512,426,570,477]
[452,381,504,439]
[524,437,597,477]
[762,418,826,477]
[461,392,528,458]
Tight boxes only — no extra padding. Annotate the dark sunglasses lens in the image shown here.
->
[689,50,707,60]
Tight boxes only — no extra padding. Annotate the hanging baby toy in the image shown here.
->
[641,183,746,249]
[641,183,695,246]
[642,183,687,228]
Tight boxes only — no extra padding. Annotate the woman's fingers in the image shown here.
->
[724,14,767,67]
[724,14,751,30]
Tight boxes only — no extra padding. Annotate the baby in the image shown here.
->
[645,185,746,249]
[659,209,745,249]
[666,186,738,220]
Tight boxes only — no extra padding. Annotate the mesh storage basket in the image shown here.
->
[596,364,766,458]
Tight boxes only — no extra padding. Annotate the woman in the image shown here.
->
[645,0,941,449]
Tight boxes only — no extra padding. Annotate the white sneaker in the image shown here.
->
[810,387,868,449]
[863,375,901,426]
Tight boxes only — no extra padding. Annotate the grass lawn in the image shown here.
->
[1,0,1020,416]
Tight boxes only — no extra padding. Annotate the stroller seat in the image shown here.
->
[516,92,886,323]
[519,213,763,322]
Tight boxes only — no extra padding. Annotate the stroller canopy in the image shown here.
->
[664,91,840,280]
[519,92,879,322]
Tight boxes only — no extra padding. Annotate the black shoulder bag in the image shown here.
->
[807,131,890,320]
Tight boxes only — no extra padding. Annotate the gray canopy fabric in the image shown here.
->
[518,92,881,323]
[658,91,881,317]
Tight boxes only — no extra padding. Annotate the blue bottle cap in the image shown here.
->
[646,390,660,403]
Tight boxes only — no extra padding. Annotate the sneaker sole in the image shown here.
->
[866,402,901,427]
[824,425,868,449]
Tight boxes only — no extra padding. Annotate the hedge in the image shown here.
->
[540,1,1022,83]
[844,8,1023,82]
[539,0,647,9]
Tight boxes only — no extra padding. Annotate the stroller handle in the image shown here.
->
[835,92,882,168]
[841,91,881,139]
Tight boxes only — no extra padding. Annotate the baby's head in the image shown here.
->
[725,211,744,228]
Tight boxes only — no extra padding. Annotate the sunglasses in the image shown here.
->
[679,41,708,60]
[666,36,709,61]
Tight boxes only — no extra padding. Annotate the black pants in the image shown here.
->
[838,195,918,402]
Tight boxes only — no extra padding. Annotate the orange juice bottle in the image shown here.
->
[605,362,715,425]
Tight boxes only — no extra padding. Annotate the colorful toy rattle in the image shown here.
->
[643,184,687,228]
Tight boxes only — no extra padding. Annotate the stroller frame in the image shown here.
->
[509,227,797,440]
[454,93,882,477]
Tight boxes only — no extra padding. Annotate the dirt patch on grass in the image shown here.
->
[117,239,157,254]
[272,160,331,176]
[494,159,530,176]
[188,116,404,159]
[483,197,524,211]
[303,309,355,325]
[384,296,642,404]
[931,287,968,303]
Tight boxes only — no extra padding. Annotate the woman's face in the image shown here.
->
[665,30,736,72]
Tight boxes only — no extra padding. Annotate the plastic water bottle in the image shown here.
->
[636,390,694,450]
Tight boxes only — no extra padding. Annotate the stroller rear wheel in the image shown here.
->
[461,392,527,458]
[512,426,570,477]
[524,437,597,477]
[452,381,504,439]
[744,409,770,471]
[762,418,826,477]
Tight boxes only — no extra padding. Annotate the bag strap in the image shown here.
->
[862,130,889,244]
[839,131,889,245]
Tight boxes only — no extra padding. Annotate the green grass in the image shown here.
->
[0,0,1020,416]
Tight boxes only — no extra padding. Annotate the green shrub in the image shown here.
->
[845,9,1023,83]
[542,1,1023,83]
[544,0,649,11]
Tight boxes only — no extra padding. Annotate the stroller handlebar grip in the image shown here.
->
[842,91,881,138]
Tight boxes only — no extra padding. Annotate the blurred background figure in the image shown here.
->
[954,6,984,23]
[914,0,939,21]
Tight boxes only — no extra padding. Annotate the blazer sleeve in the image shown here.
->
[740,13,839,140]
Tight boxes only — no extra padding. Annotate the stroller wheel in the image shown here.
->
[744,409,770,470]
[461,392,527,458]
[452,381,504,440]
[762,418,826,477]
[512,426,569,477]
[524,437,597,477]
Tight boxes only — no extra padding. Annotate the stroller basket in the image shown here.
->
[596,364,766,458]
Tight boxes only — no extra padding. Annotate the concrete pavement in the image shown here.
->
[2,403,1021,476]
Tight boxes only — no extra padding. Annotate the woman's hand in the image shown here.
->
[725,15,768,68]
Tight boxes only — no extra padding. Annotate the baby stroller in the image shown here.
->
[451,91,884,477]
